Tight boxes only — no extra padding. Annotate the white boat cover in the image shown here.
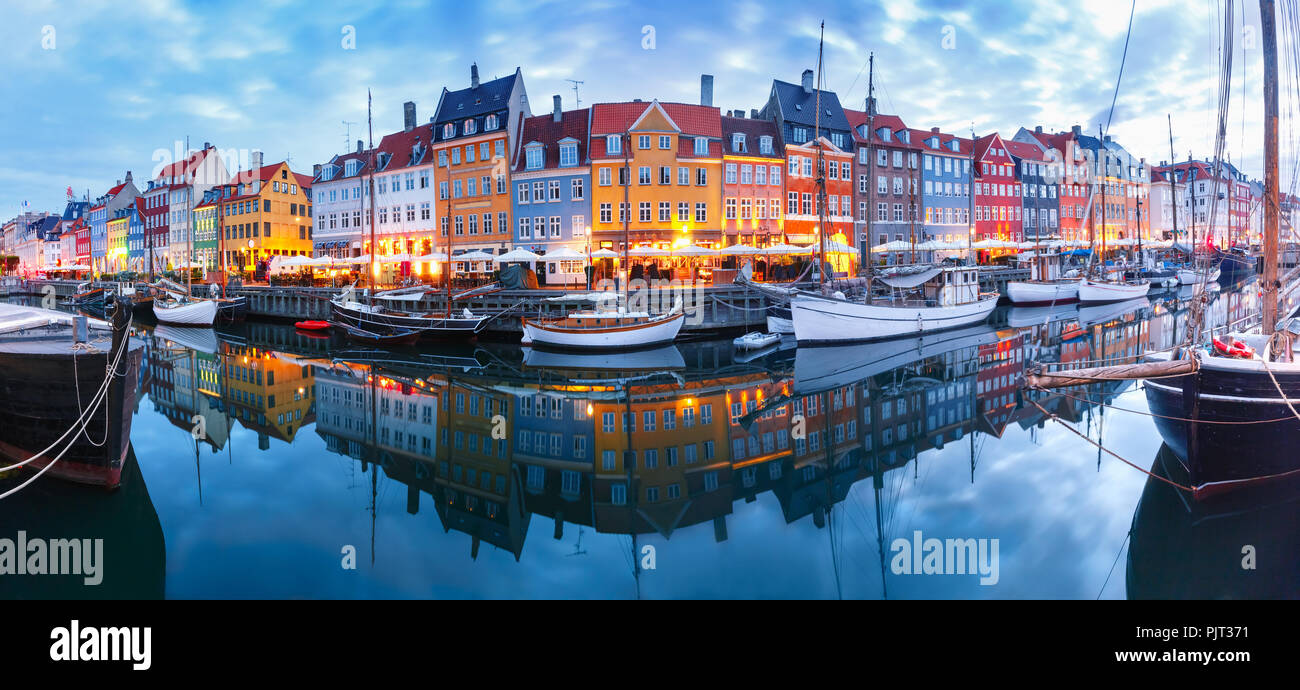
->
[878,266,941,289]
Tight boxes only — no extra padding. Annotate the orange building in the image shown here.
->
[588,100,723,251]
[217,158,313,272]
[430,64,530,258]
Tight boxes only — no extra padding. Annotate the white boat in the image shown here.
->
[153,298,217,326]
[522,297,685,350]
[1006,251,1080,304]
[1077,278,1150,303]
[1006,279,1080,304]
[1176,267,1220,285]
[766,313,794,334]
[792,266,999,344]
[734,331,780,350]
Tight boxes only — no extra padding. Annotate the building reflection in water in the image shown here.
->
[112,280,1285,597]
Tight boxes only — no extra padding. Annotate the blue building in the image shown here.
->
[918,128,973,245]
[126,203,145,272]
[510,96,591,286]
[87,172,139,275]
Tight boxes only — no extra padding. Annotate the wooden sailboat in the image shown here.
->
[1141,0,1300,499]
[791,31,997,344]
[520,127,685,350]
[329,91,494,340]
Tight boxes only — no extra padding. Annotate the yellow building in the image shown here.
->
[105,215,129,274]
[219,160,313,272]
[588,100,724,250]
[220,344,315,444]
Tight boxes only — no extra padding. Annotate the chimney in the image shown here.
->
[125,171,132,182]
[1034,125,1042,134]
[751,108,759,119]
[471,63,480,89]
[1071,124,1082,137]
[1104,134,1112,143]
[203,141,211,150]
[801,69,814,94]
[356,139,363,153]
[700,74,714,107]
[313,164,322,178]
[552,94,562,123]
[403,101,416,132]
[250,149,263,171]
[931,127,940,134]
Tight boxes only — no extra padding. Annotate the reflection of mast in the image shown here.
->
[191,347,202,506]
[622,379,640,600]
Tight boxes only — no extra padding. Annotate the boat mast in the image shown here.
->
[1098,126,1107,276]
[1262,0,1280,334]
[367,90,378,309]
[863,53,875,288]
[813,21,828,287]
[622,127,631,303]
[186,135,193,297]
[1166,115,1178,247]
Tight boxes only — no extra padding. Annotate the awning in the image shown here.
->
[879,266,941,289]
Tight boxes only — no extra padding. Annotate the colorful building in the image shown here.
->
[915,127,972,247]
[431,64,529,261]
[845,107,920,261]
[511,96,591,284]
[720,112,785,248]
[1005,139,1058,242]
[972,133,1020,246]
[588,97,723,252]
[126,204,145,272]
[106,212,129,274]
[192,198,218,272]
[217,158,313,272]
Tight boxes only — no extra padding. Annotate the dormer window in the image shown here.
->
[559,141,578,167]
[606,135,621,155]
[485,114,498,131]
[344,160,359,176]
[694,137,708,155]
[443,123,455,139]
[732,133,746,152]
[464,119,476,135]
[525,144,544,170]
[759,136,773,155]
[876,127,891,142]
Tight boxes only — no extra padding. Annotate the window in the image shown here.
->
[571,178,584,200]
[606,135,621,155]
[525,146,543,170]
[559,142,577,167]
[694,137,708,155]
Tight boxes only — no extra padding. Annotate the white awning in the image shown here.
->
[879,266,941,289]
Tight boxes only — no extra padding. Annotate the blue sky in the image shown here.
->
[0,0,1270,216]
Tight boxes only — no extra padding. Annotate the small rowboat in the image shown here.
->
[294,320,332,331]
[337,322,421,346]
[734,331,780,350]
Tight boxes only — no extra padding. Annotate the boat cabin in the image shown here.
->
[1018,252,1064,282]
[921,267,982,307]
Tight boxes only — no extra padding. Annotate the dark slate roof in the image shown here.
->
[720,116,783,158]
[768,79,850,132]
[28,216,61,240]
[61,199,87,222]
[434,71,517,125]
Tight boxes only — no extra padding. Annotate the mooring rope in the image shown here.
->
[1033,384,1298,425]
[1027,398,1195,493]
[1260,332,1300,424]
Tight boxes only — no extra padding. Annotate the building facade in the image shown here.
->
[511,96,591,283]
[720,112,785,248]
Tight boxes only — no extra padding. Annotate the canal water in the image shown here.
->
[4,279,1297,599]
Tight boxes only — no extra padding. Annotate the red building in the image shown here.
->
[72,217,91,264]
[139,181,170,273]
[720,114,785,248]
[973,133,1020,245]
[782,135,854,272]
[844,108,923,254]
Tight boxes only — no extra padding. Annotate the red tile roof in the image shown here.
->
[588,101,722,159]
[843,110,920,149]
[1003,139,1046,162]
[155,146,216,180]
[513,108,590,172]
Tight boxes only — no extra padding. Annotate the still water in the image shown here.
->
[4,280,1297,599]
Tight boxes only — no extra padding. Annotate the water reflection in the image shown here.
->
[3,278,1292,598]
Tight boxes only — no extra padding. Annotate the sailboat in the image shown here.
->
[520,127,686,350]
[155,145,219,327]
[1006,249,1081,304]
[1142,0,1300,499]
[791,29,998,344]
[1078,128,1151,303]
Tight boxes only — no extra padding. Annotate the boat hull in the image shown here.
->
[1006,280,1080,305]
[522,312,685,351]
[216,296,248,322]
[1176,267,1220,285]
[0,308,143,489]
[791,293,999,344]
[1078,279,1150,303]
[1143,355,1300,499]
[154,299,218,326]
[330,300,489,338]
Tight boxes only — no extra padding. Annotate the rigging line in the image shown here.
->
[1103,0,1138,137]
[1028,398,1195,492]
[1096,530,1131,600]
[1039,384,1300,424]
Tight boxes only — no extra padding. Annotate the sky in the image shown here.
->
[0,0,1277,217]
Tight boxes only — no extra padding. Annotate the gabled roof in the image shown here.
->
[1004,139,1046,163]
[513,108,590,172]
[767,79,850,132]
[910,128,971,156]
[315,147,378,183]
[243,162,313,188]
[434,70,518,124]
[843,110,918,149]
[155,146,217,181]
[720,116,783,158]
[973,133,1008,161]
[588,101,722,159]
[374,123,436,172]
